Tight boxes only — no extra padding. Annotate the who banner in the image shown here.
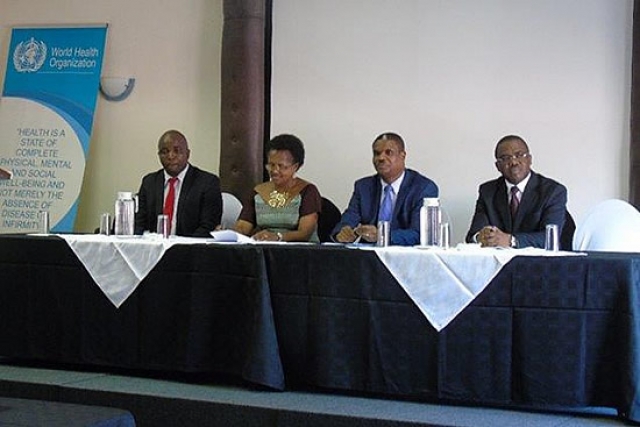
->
[0,26,107,233]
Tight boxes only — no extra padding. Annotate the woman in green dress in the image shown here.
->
[234,134,322,242]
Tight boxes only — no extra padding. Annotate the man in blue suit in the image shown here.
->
[332,132,439,246]
[466,135,567,248]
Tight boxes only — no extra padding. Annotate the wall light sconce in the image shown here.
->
[99,77,136,102]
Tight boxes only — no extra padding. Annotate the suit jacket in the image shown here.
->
[465,171,567,248]
[135,165,222,237]
[332,168,439,246]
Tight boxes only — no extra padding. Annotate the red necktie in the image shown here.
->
[163,177,178,231]
[510,186,520,219]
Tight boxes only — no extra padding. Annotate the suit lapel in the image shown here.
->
[494,179,512,230]
[154,171,165,216]
[370,177,383,223]
[393,170,413,225]
[176,166,195,223]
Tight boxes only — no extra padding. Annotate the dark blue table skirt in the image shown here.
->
[0,234,284,390]
[265,246,640,422]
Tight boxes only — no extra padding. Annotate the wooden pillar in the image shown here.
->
[220,0,266,204]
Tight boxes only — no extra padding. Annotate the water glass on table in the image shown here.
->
[545,224,559,251]
[377,221,390,247]
[39,211,49,234]
[99,213,111,235]
[157,214,169,238]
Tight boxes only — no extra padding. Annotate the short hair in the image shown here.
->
[372,132,405,151]
[267,134,305,167]
[494,135,529,158]
[158,129,188,150]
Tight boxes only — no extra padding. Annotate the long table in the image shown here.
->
[0,234,284,390]
[266,246,640,421]
[1,235,639,422]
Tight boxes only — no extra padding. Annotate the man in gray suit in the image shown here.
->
[466,135,567,248]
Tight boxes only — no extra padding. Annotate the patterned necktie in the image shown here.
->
[163,177,178,231]
[510,186,520,219]
[379,185,394,222]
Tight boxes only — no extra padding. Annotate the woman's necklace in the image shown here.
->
[268,189,289,208]
[268,178,297,208]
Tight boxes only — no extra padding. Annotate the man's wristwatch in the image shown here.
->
[276,232,283,242]
[510,235,517,248]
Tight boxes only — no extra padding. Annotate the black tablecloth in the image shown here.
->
[0,235,284,390]
[265,246,640,421]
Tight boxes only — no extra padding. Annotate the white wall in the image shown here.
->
[0,0,223,232]
[271,0,633,244]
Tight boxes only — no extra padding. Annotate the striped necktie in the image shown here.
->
[510,186,520,219]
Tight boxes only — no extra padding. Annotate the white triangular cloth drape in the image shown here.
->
[58,235,202,308]
[367,246,585,331]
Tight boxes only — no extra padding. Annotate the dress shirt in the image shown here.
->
[163,164,189,235]
[505,172,530,206]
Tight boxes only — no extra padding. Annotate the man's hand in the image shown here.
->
[354,224,378,243]
[335,224,379,243]
[478,225,511,247]
[335,225,358,243]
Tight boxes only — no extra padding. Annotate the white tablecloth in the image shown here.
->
[57,234,205,308]
[366,245,585,331]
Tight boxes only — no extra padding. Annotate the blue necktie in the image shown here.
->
[379,185,394,222]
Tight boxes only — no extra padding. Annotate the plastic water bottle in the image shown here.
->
[420,197,441,246]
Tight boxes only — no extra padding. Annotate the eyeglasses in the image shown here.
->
[265,163,295,171]
[496,152,531,164]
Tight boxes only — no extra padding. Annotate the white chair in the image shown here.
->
[221,192,243,229]
[572,199,640,252]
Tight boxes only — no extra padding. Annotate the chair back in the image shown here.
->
[221,192,243,229]
[318,197,342,242]
[572,199,640,252]
[560,210,576,251]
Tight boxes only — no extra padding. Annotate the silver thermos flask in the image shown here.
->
[114,191,137,235]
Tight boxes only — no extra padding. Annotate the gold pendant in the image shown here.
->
[268,190,288,208]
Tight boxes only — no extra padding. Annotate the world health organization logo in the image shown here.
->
[13,37,47,73]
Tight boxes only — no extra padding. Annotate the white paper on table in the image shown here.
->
[209,229,254,243]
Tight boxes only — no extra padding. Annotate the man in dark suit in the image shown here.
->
[332,132,439,246]
[135,130,222,237]
[466,135,567,248]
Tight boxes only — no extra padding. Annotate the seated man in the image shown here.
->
[135,129,222,237]
[332,132,439,246]
[466,134,567,248]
